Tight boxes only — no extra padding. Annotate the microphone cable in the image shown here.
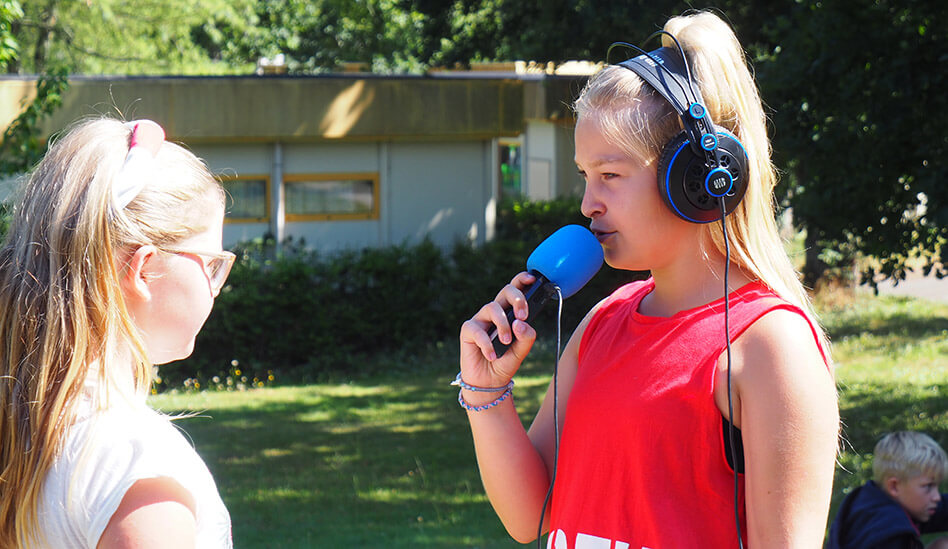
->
[537,285,564,549]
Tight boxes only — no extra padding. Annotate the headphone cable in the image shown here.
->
[720,198,744,549]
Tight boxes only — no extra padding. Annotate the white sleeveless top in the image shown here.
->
[34,400,232,548]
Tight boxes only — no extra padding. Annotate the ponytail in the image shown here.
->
[665,12,830,357]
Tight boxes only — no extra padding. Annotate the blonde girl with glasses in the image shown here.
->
[0,117,234,547]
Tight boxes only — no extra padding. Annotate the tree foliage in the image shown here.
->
[0,1,69,181]
[4,0,945,285]
[754,0,946,286]
[197,0,429,73]
[9,0,258,74]
[0,0,20,68]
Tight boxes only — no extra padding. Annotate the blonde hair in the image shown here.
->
[0,117,223,546]
[574,11,829,353]
[873,431,948,484]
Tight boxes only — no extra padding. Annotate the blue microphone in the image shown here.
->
[491,225,604,357]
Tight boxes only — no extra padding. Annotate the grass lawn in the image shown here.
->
[150,290,948,547]
[150,343,553,548]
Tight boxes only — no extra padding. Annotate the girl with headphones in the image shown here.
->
[458,11,839,547]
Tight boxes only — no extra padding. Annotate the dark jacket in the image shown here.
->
[827,480,948,549]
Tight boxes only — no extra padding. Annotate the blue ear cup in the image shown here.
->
[656,127,749,224]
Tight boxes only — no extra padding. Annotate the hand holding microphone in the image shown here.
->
[489,225,604,357]
[460,225,604,388]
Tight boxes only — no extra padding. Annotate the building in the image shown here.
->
[0,66,592,250]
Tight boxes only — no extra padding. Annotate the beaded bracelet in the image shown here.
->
[450,372,514,393]
[457,386,512,412]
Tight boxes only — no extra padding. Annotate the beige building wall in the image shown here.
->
[0,73,585,250]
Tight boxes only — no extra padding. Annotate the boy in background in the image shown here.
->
[829,431,948,549]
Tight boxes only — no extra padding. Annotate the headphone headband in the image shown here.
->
[617,47,715,161]
[617,48,696,116]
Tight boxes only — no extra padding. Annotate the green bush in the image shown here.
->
[162,198,640,389]
[495,195,591,246]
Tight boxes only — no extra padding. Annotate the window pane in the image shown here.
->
[500,143,522,196]
[223,178,267,219]
[286,179,374,216]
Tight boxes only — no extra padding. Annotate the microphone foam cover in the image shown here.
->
[526,225,604,298]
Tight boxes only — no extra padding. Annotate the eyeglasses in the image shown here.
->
[162,246,236,297]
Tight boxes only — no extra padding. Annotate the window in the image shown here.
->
[220,175,269,223]
[284,173,378,221]
[499,141,522,196]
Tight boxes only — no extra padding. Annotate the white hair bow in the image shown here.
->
[112,119,165,211]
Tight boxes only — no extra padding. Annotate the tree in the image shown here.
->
[9,0,258,75]
[754,0,947,287]
[402,0,684,67]
[195,0,430,73]
[198,0,710,73]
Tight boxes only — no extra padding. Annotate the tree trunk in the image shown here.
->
[33,5,57,73]
[802,228,827,291]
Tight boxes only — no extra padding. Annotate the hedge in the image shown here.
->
[159,197,642,389]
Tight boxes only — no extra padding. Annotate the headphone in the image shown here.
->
[611,36,750,223]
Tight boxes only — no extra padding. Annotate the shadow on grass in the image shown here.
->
[838,382,948,450]
[827,311,948,341]
[159,378,545,548]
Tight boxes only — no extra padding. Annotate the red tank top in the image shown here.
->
[547,278,825,548]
